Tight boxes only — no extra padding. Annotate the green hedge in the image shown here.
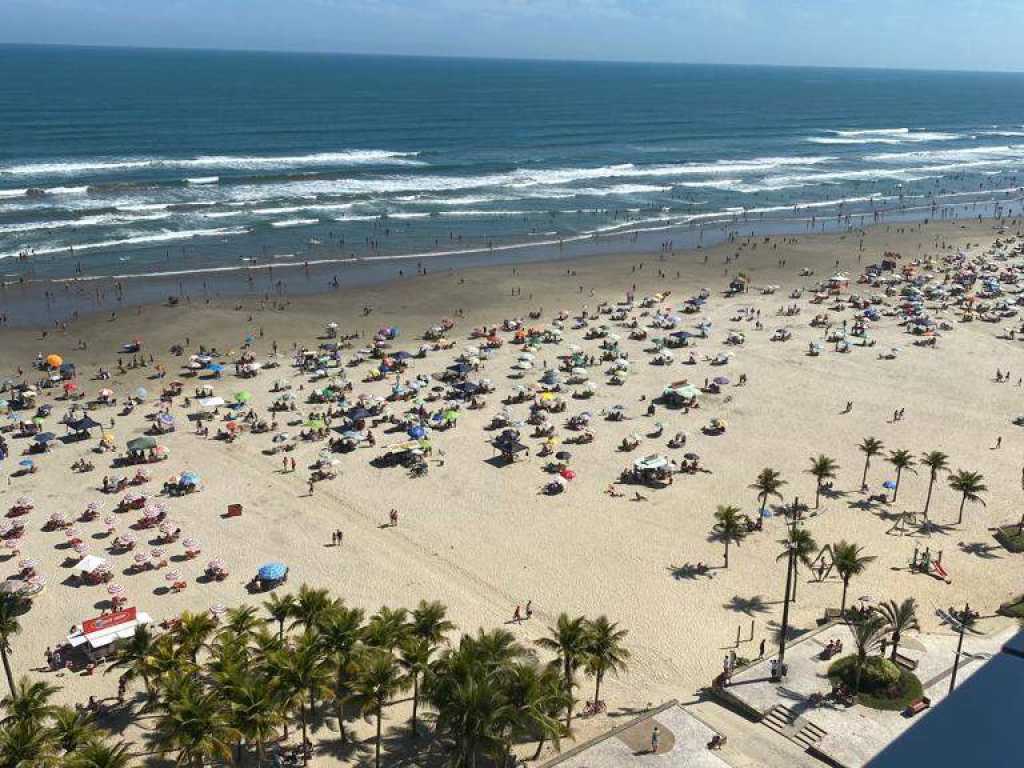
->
[828,654,923,711]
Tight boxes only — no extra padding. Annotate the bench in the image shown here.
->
[904,696,931,716]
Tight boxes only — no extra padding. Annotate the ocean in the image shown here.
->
[2,45,1024,289]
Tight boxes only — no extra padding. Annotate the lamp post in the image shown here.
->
[948,602,971,695]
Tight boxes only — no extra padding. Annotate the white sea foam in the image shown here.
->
[0,226,248,259]
[865,145,1024,164]
[270,218,320,228]
[0,212,172,235]
[0,189,26,199]
[187,176,219,185]
[0,150,424,177]
[808,129,961,145]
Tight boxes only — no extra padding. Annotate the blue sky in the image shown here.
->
[2,0,1020,71]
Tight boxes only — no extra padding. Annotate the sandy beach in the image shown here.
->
[2,217,1022,763]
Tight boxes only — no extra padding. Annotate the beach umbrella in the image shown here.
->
[73,541,89,554]
[107,583,125,596]
[407,425,427,440]
[304,419,326,430]
[157,413,175,428]
[46,354,63,369]
[684,452,700,461]
[208,558,226,572]
[183,538,199,550]
[234,391,253,404]
[49,512,68,525]
[18,558,38,570]
[15,496,33,507]
[210,604,227,618]
[127,436,157,452]
[560,468,576,480]
[28,574,47,588]
[713,376,731,386]
[555,451,572,461]
[258,562,287,581]
[18,459,33,468]
[165,570,181,582]
[180,471,200,486]
[119,532,136,545]
[882,480,898,490]
[134,387,148,400]
[3,541,19,552]
[150,548,164,560]
[33,432,56,444]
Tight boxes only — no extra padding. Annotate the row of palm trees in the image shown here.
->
[711,506,875,614]
[0,677,134,768]
[1,588,630,768]
[748,440,988,524]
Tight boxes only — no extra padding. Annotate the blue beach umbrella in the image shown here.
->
[258,562,288,581]
[882,480,898,490]
[19,459,34,468]
[34,432,56,444]
[207,363,224,373]
[180,471,200,486]
[407,425,427,440]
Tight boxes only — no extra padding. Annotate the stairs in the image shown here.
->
[761,704,827,750]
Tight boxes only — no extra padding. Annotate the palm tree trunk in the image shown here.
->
[894,469,901,501]
[815,482,821,509]
[840,578,849,615]
[375,707,383,768]
[532,735,547,760]
[257,739,265,768]
[299,703,308,762]
[854,659,864,694]
[924,476,935,519]
[593,670,603,706]
[890,633,901,662]
[0,647,14,698]
[723,540,730,568]
[958,494,967,525]
[790,565,799,603]
[861,458,870,488]
[410,673,419,736]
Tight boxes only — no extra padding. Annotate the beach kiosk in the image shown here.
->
[66,607,152,661]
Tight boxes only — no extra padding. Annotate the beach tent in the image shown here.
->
[127,436,157,452]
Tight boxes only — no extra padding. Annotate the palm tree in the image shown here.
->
[711,505,750,569]
[874,598,920,662]
[806,455,839,509]
[398,636,433,737]
[536,613,589,729]
[270,631,334,751]
[749,468,787,514]
[49,705,97,753]
[263,593,296,642]
[0,718,59,767]
[846,615,887,694]
[223,677,282,767]
[776,526,818,602]
[920,450,950,519]
[948,469,987,525]
[352,649,409,768]
[65,738,135,768]
[222,605,262,640]
[105,625,156,702]
[153,677,237,768]
[886,449,917,502]
[0,595,21,698]
[316,604,364,744]
[582,616,630,707]
[364,606,410,651]
[858,437,884,490]
[172,610,218,664]
[429,666,511,768]
[1,677,59,726]
[506,664,567,761]
[831,541,876,615]
[289,585,335,632]
[410,599,455,646]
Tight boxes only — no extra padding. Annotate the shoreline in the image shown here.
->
[2,195,1021,330]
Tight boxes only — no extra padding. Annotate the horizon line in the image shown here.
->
[2,40,1024,77]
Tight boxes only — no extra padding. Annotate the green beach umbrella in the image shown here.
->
[234,391,253,404]
[305,419,326,430]
[127,436,158,452]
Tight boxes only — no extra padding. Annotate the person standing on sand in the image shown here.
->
[308,479,315,496]
[651,726,660,754]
